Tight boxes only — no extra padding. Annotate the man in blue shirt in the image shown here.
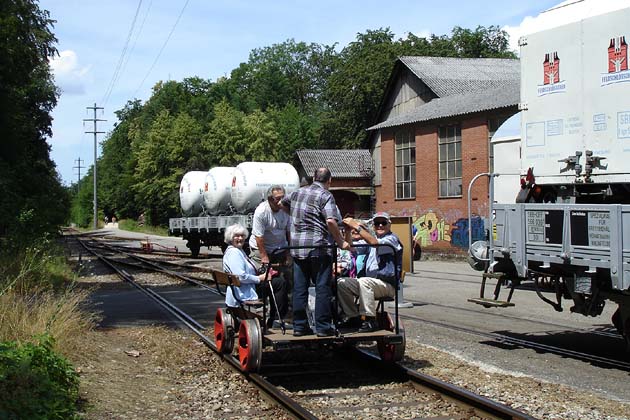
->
[339,212,402,332]
[281,167,350,337]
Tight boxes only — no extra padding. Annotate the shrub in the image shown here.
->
[0,334,80,419]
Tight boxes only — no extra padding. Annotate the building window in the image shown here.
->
[438,125,462,197]
[395,129,415,199]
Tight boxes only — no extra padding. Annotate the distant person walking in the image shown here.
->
[281,167,350,337]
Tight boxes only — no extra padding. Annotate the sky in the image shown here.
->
[39,0,626,185]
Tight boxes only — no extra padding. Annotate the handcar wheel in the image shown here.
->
[377,311,406,362]
[214,308,235,353]
[238,318,263,372]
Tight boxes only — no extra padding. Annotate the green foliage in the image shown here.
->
[0,0,69,241]
[0,237,72,294]
[0,334,80,419]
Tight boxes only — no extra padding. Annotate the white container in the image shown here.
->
[179,171,207,216]
[519,5,630,185]
[231,162,300,213]
[203,167,234,215]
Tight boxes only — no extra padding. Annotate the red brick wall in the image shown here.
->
[375,114,491,254]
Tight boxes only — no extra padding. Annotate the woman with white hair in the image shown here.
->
[222,224,289,327]
[223,224,269,307]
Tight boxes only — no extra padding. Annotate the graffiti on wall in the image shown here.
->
[414,211,451,247]
[451,216,486,248]
[412,211,486,249]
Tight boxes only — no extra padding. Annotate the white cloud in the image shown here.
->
[504,0,630,54]
[49,50,91,95]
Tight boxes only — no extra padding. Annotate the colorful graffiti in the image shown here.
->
[451,216,486,248]
[412,211,486,249]
[414,211,451,247]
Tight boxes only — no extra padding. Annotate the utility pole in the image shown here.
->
[73,157,84,193]
[84,103,106,230]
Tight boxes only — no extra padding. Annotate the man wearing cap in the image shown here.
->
[281,167,350,337]
[339,212,402,332]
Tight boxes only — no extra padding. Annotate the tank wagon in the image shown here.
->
[169,162,299,256]
[468,5,630,352]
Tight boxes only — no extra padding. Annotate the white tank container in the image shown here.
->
[179,171,207,216]
[231,162,300,213]
[203,167,234,215]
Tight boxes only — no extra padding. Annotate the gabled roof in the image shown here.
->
[399,56,519,97]
[369,84,519,130]
[296,149,372,179]
[369,56,520,131]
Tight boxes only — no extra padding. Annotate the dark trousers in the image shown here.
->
[250,248,289,321]
[256,277,288,321]
[292,255,333,333]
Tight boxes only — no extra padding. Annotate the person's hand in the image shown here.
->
[342,217,356,228]
[340,240,351,251]
[258,273,269,282]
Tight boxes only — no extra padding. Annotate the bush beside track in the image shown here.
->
[0,237,95,419]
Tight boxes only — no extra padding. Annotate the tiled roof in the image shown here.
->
[296,149,372,178]
[368,84,519,130]
[400,56,519,97]
[369,56,520,130]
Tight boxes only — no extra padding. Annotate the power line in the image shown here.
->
[101,0,144,106]
[119,0,154,80]
[134,0,190,97]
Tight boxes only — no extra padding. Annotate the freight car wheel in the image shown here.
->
[377,311,405,362]
[214,308,235,354]
[187,238,201,258]
[238,318,262,372]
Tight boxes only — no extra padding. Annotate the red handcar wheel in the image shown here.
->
[214,308,234,354]
[377,311,406,362]
[238,318,262,372]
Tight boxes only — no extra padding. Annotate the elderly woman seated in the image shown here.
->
[222,223,288,328]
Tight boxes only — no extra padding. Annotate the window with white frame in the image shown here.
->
[395,129,415,199]
[438,125,462,197]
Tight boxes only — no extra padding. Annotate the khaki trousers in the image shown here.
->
[337,276,395,318]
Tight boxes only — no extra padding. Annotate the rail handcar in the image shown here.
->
[212,244,406,372]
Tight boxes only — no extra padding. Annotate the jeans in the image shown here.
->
[292,255,333,333]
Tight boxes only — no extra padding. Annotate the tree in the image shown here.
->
[132,110,204,223]
[0,0,68,241]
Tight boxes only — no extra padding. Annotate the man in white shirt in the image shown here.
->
[249,185,291,328]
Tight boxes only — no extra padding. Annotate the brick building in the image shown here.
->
[295,149,373,218]
[367,56,520,254]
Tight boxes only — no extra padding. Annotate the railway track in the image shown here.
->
[77,236,535,419]
[400,313,630,371]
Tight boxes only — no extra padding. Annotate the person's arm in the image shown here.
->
[255,236,269,265]
[327,218,350,250]
[223,248,265,284]
[343,218,377,245]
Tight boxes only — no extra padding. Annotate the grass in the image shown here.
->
[118,219,169,237]
[0,239,96,361]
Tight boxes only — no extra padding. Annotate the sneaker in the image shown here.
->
[358,318,378,333]
[316,329,336,337]
[293,327,314,337]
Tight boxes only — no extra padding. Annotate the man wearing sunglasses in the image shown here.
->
[339,212,401,332]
